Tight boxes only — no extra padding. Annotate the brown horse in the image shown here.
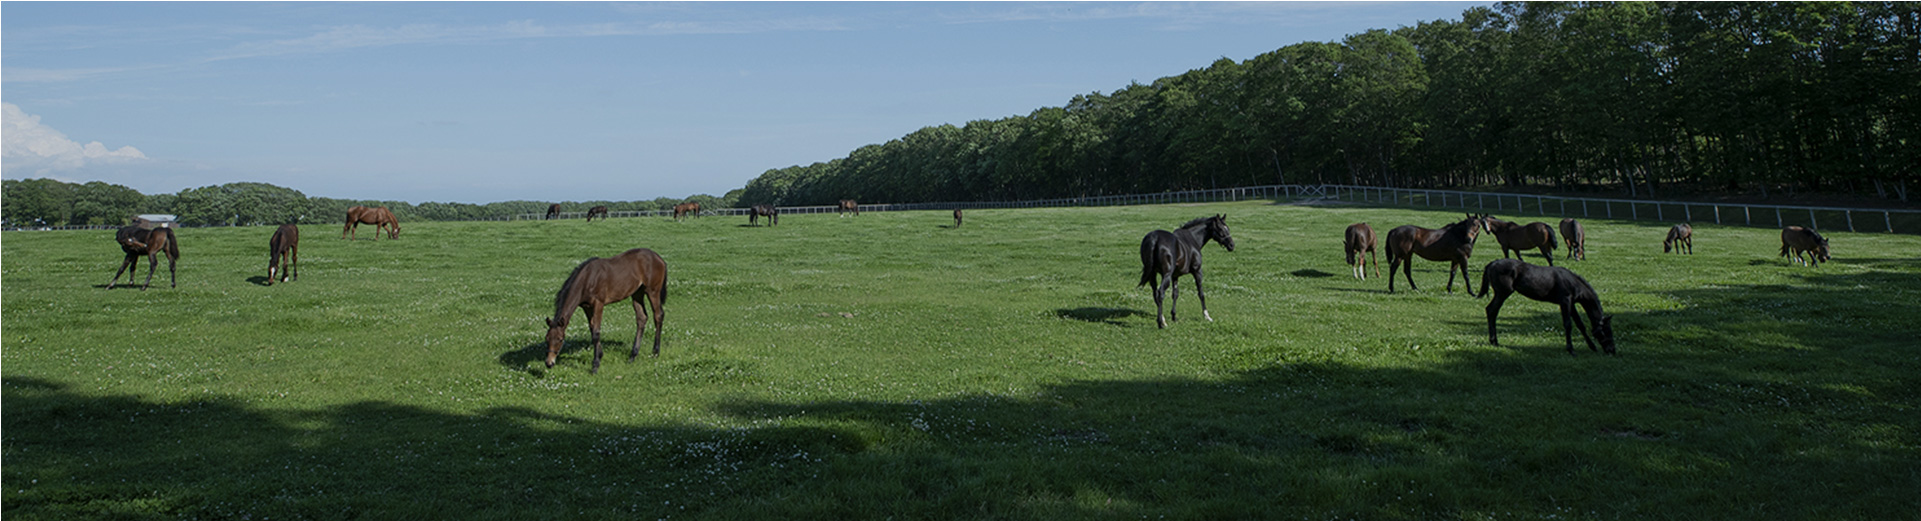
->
[1484,216,1557,266]
[546,204,562,220]
[586,205,609,222]
[544,248,669,373]
[838,199,859,217]
[749,205,778,226]
[953,208,963,227]
[672,202,700,221]
[267,224,299,285]
[1559,218,1587,261]
[1663,223,1692,254]
[1344,223,1380,279]
[1780,226,1830,267]
[1385,214,1488,294]
[1479,259,1615,355]
[109,224,179,290]
[343,206,400,240]
[1139,215,1236,328]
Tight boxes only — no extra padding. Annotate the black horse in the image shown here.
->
[109,224,179,290]
[1138,215,1236,329]
[1479,259,1615,355]
[749,205,778,226]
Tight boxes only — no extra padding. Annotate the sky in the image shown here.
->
[3,2,1485,204]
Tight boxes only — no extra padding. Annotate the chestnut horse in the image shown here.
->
[1484,216,1558,266]
[1344,223,1380,279]
[749,205,778,226]
[953,208,963,227]
[343,206,400,240]
[1138,215,1236,328]
[544,248,669,373]
[1663,223,1692,254]
[1780,226,1830,267]
[672,202,700,221]
[586,205,609,222]
[1559,218,1587,261]
[546,204,562,220]
[1385,214,1488,294]
[1479,259,1615,355]
[109,224,179,290]
[839,199,859,217]
[267,224,298,285]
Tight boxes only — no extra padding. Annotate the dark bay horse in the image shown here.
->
[267,224,299,285]
[586,205,609,222]
[109,225,179,290]
[673,202,700,221]
[1559,218,1587,261]
[1385,214,1488,294]
[839,199,859,217]
[1479,259,1615,355]
[1484,216,1558,266]
[343,206,400,240]
[1780,226,1830,267]
[546,204,562,220]
[544,248,669,373]
[1138,215,1236,328]
[749,205,778,226]
[1344,223,1380,279]
[1663,224,1692,254]
[953,208,963,227]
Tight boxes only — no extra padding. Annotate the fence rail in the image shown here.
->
[10,184,1917,234]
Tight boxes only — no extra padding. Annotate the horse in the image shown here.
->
[749,205,778,226]
[586,205,609,222]
[1663,223,1692,254]
[1559,218,1587,261]
[343,206,400,240]
[1138,215,1236,329]
[839,199,859,217]
[1344,223,1380,279]
[1780,226,1830,267]
[267,224,299,285]
[672,202,700,221]
[546,204,562,220]
[953,208,963,227]
[1479,259,1615,355]
[1384,214,1488,294]
[543,248,669,373]
[1484,216,1558,266]
[108,224,179,290]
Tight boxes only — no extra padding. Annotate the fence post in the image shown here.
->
[1714,205,1720,224]
[1810,209,1817,230]
[1745,206,1751,226]
[1847,210,1854,232]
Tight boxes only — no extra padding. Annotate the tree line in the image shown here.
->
[0,178,740,228]
[737,2,1918,207]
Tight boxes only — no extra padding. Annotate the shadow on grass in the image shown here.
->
[1290,269,1337,278]
[1053,307,1148,326]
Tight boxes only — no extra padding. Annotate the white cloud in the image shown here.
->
[2,102,149,176]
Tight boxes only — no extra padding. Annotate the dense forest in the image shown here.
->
[738,2,1919,207]
[0,178,739,228]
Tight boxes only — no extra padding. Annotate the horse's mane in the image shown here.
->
[552,258,597,321]
[1177,216,1214,230]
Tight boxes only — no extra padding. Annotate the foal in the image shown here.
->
[109,225,179,290]
[1344,223,1379,279]
[1559,219,1586,261]
[953,208,963,227]
[1663,224,1692,254]
[1780,226,1830,267]
[545,248,670,373]
[267,224,298,285]
[1479,259,1615,355]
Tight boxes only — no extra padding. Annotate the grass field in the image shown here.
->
[4,200,1918,520]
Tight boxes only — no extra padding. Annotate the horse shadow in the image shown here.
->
[1054,307,1148,326]
[246,276,273,286]
[1290,269,1336,278]
[1321,286,1391,295]
[498,339,601,375]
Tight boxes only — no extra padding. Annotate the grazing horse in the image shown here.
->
[544,248,669,373]
[672,202,700,221]
[1484,216,1558,266]
[1780,226,1831,267]
[267,224,299,285]
[838,199,859,217]
[343,206,400,240]
[546,204,562,220]
[1344,223,1380,279]
[586,205,610,222]
[953,208,963,228]
[1138,215,1236,329]
[1385,214,1488,294]
[109,225,179,290]
[1664,224,1692,254]
[1559,218,1587,261]
[749,205,778,226]
[1479,259,1615,355]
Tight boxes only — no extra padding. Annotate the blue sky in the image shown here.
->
[3,2,1484,204]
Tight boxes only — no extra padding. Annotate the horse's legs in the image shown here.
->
[1152,272,1170,328]
[1542,246,1555,266]
[288,243,298,281]
[109,254,136,289]
[1167,274,1181,323]
[141,253,159,290]
[166,251,177,288]
[648,287,665,356]
[1445,261,1460,294]
[629,296,647,361]
[1485,290,1510,345]
[587,304,606,373]
[1193,269,1212,322]
[1368,250,1381,280]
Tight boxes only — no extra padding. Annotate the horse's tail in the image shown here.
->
[1138,238,1157,287]
[1477,264,1491,299]
[1545,225,1558,252]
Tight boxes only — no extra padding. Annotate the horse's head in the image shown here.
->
[1815,238,1832,262]
[1595,314,1617,355]
[1207,215,1235,252]
[543,317,567,367]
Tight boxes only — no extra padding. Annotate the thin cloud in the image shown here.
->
[2,102,150,176]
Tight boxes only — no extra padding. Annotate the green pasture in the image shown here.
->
[4,200,1917,520]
